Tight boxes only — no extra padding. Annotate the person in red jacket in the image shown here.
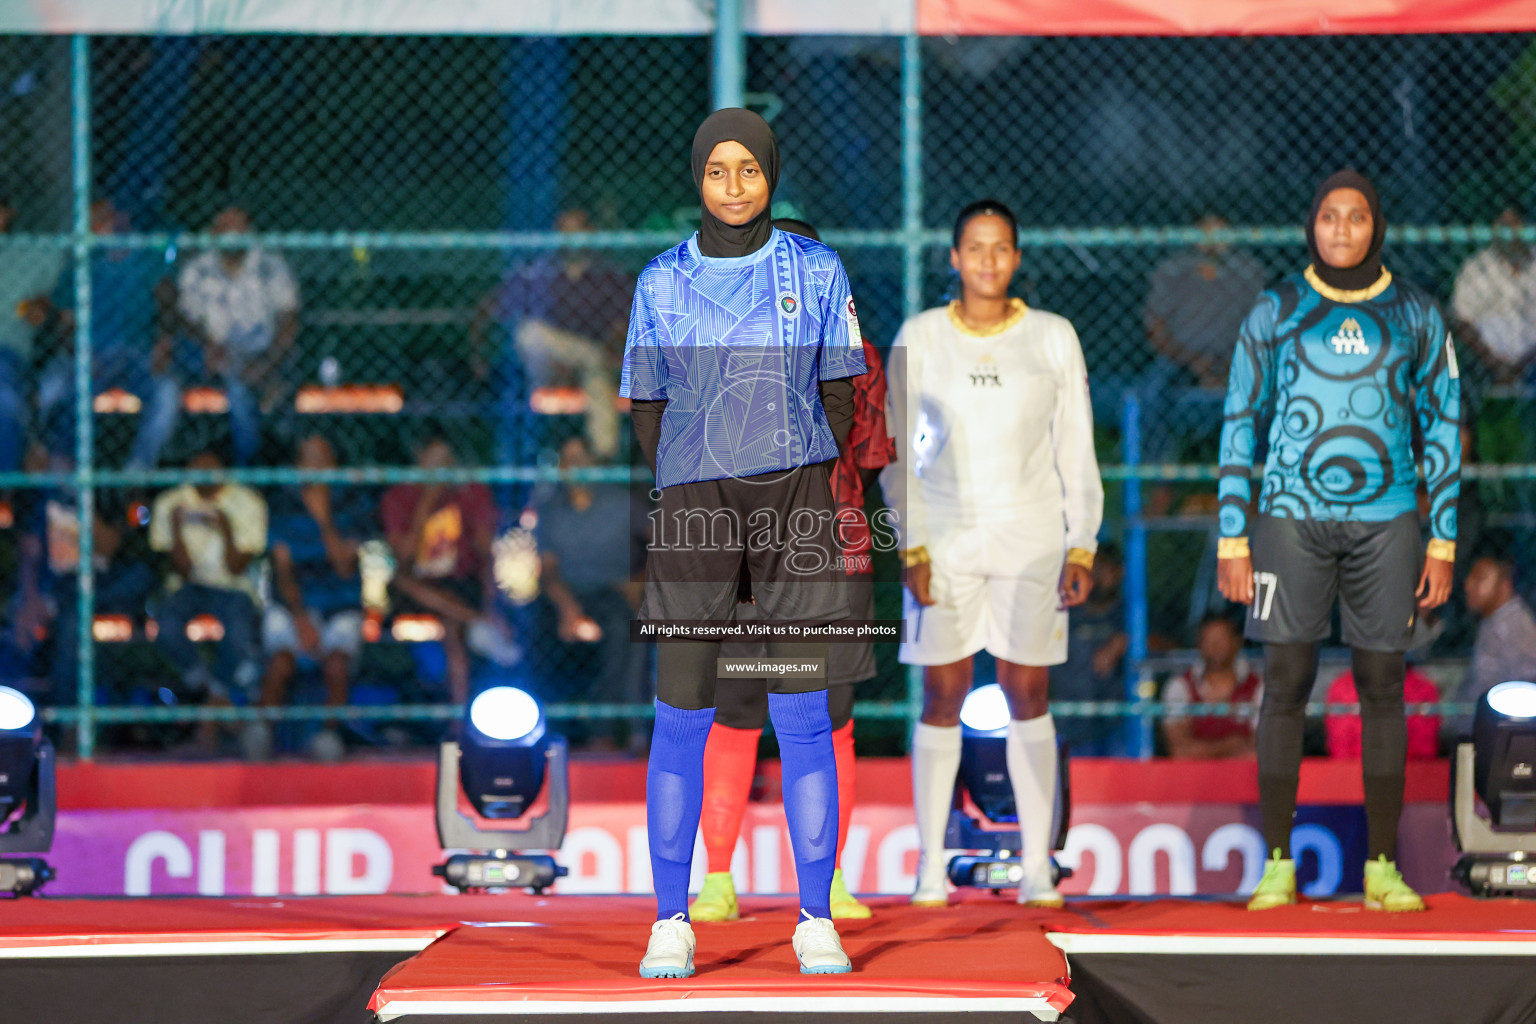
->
[689,218,895,923]
[1326,667,1441,760]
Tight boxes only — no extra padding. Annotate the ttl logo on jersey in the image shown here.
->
[969,354,1001,387]
[1329,317,1369,356]
[778,292,800,317]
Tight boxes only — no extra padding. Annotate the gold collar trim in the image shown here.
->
[947,297,1028,337]
[1304,264,1393,304]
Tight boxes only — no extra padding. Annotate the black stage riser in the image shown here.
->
[391,1016,1033,1024]
[1066,954,1536,1024]
[1,952,407,1024]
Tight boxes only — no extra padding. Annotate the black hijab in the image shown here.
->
[691,108,780,258]
[1306,169,1386,292]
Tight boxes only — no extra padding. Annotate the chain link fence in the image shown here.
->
[0,32,1533,757]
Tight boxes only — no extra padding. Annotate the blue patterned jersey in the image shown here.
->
[620,229,868,488]
[1218,268,1461,541]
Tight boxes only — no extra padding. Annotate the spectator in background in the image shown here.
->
[1326,665,1440,761]
[175,205,300,465]
[247,435,368,762]
[1050,542,1129,755]
[382,433,513,704]
[150,445,267,731]
[1141,215,1268,467]
[1162,615,1261,758]
[0,196,66,474]
[37,198,180,469]
[1452,205,1536,384]
[534,435,651,747]
[469,208,634,461]
[13,487,156,714]
[1454,555,1536,736]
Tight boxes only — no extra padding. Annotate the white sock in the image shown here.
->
[911,722,962,881]
[1006,714,1058,874]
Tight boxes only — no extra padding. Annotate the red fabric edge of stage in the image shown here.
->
[916,0,1536,36]
[368,976,1075,1010]
[54,757,1449,810]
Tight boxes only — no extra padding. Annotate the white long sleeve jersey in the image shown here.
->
[879,301,1104,554]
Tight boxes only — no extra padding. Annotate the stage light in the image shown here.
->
[1474,681,1536,831]
[461,687,547,819]
[959,683,1010,734]
[469,686,542,744]
[0,686,34,732]
[1452,680,1536,898]
[435,687,569,894]
[947,684,1072,896]
[0,685,55,896]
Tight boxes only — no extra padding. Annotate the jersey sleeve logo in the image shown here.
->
[778,292,800,317]
[1329,317,1370,355]
[846,297,863,347]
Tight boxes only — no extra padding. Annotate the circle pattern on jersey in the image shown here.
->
[779,292,799,317]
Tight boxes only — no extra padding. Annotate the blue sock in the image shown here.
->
[769,690,838,921]
[647,699,715,921]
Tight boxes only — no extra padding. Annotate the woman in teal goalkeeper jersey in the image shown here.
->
[1216,170,1460,913]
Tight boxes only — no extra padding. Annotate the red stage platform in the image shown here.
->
[5,892,1536,1024]
[368,895,1072,1022]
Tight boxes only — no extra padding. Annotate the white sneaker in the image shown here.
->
[467,618,523,667]
[639,914,695,979]
[792,911,852,975]
[911,853,949,907]
[308,728,346,763]
[239,720,273,762]
[1018,858,1064,909]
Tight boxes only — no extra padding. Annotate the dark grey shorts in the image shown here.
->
[640,462,850,626]
[719,572,876,685]
[1246,511,1423,652]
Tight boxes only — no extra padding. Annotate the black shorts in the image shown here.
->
[641,462,850,626]
[720,572,876,685]
[1246,511,1423,652]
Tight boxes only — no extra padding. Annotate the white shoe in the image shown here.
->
[468,617,523,667]
[240,721,273,762]
[1018,858,1064,909]
[639,914,695,979]
[308,728,346,763]
[911,853,949,907]
[792,911,852,975]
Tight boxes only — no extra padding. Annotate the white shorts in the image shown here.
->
[899,521,1068,667]
[263,606,365,663]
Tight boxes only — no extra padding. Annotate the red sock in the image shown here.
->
[700,724,761,875]
[832,719,856,869]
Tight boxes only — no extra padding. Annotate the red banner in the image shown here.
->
[43,759,1458,900]
[917,0,1536,36]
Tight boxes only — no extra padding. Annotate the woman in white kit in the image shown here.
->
[881,199,1104,907]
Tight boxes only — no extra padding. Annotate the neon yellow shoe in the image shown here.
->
[830,868,872,920]
[1364,856,1425,912]
[1247,849,1297,910]
[688,872,739,922]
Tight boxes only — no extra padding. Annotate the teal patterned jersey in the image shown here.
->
[1218,268,1461,541]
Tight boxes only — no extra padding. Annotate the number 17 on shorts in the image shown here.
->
[1252,571,1278,622]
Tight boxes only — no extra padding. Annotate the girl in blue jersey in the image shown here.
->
[622,109,866,978]
[1216,170,1460,912]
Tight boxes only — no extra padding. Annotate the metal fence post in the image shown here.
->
[712,0,745,111]
[1121,390,1151,758]
[71,34,96,760]
[901,31,925,737]
[901,32,923,323]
